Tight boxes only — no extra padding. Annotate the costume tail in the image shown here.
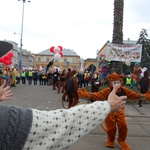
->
[100,123,108,132]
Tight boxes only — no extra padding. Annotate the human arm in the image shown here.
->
[23,85,126,150]
[77,87,110,101]
[0,80,13,101]
[122,86,150,101]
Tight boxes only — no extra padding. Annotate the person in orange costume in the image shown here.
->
[78,72,150,150]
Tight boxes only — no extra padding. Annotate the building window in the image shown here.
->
[38,57,41,62]
[72,58,75,63]
[46,58,49,62]
[64,58,67,62]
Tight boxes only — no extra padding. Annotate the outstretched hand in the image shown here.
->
[108,84,127,112]
[0,80,13,101]
[77,88,89,98]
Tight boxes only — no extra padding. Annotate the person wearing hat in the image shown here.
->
[78,72,150,150]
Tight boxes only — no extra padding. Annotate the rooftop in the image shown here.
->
[37,48,79,57]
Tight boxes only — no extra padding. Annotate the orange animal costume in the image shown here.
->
[78,72,150,150]
[64,70,79,108]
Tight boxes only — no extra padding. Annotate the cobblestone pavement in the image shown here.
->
[2,84,150,150]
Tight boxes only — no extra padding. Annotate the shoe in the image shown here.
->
[138,100,143,107]
[118,141,131,150]
[105,140,115,148]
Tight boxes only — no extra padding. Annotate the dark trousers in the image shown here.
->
[22,77,26,84]
[67,92,79,108]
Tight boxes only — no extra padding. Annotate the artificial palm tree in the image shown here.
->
[110,0,124,74]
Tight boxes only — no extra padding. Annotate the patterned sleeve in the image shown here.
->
[23,101,111,150]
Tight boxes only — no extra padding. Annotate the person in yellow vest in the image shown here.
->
[28,70,33,85]
[42,72,47,85]
[21,70,26,84]
[83,70,91,87]
[125,75,132,87]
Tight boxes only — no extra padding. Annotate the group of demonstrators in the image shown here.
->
[0,63,150,150]
[0,68,54,87]
[51,65,150,150]
[0,77,126,150]
[0,66,150,150]
[1,41,150,150]
[0,67,94,88]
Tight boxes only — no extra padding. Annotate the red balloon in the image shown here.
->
[50,46,55,53]
[8,59,12,65]
[0,57,4,63]
[59,51,63,58]
[58,46,63,51]
[7,52,14,58]
[3,60,10,65]
[3,55,10,60]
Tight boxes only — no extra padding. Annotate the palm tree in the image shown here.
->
[110,0,124,74]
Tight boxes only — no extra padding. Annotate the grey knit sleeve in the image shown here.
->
[0,105,33,150]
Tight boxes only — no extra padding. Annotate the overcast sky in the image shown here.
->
[0,0,150,59]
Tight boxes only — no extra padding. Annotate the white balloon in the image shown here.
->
[54,53,61,60]
[54,47,60,54]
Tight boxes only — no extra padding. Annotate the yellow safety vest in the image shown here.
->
[28,71,33,77]
[126,78,131,84]
[22,72,26,77]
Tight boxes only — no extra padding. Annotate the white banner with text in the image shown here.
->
[106,43,142,62]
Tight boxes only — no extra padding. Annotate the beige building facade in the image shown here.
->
[34,48,81,72]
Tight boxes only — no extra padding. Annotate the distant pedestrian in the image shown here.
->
[47,70,53,86]
[138,71,150,107]
[125,75,132,87]
[32,70,38,85]
[83,71,90,87]
[62,68,76,101]
[28,70,33,85]
[76,71,84,88]
[52,69,60,90]
[64,70,79,108]
[21,70,26,84]
[90,71,101,92]
[38,71,43,85]
[57,69,66,93]
[15,69,21,84]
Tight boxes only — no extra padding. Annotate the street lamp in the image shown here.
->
[18,0,31,70]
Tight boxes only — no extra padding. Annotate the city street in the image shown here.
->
[1,84,150,150]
